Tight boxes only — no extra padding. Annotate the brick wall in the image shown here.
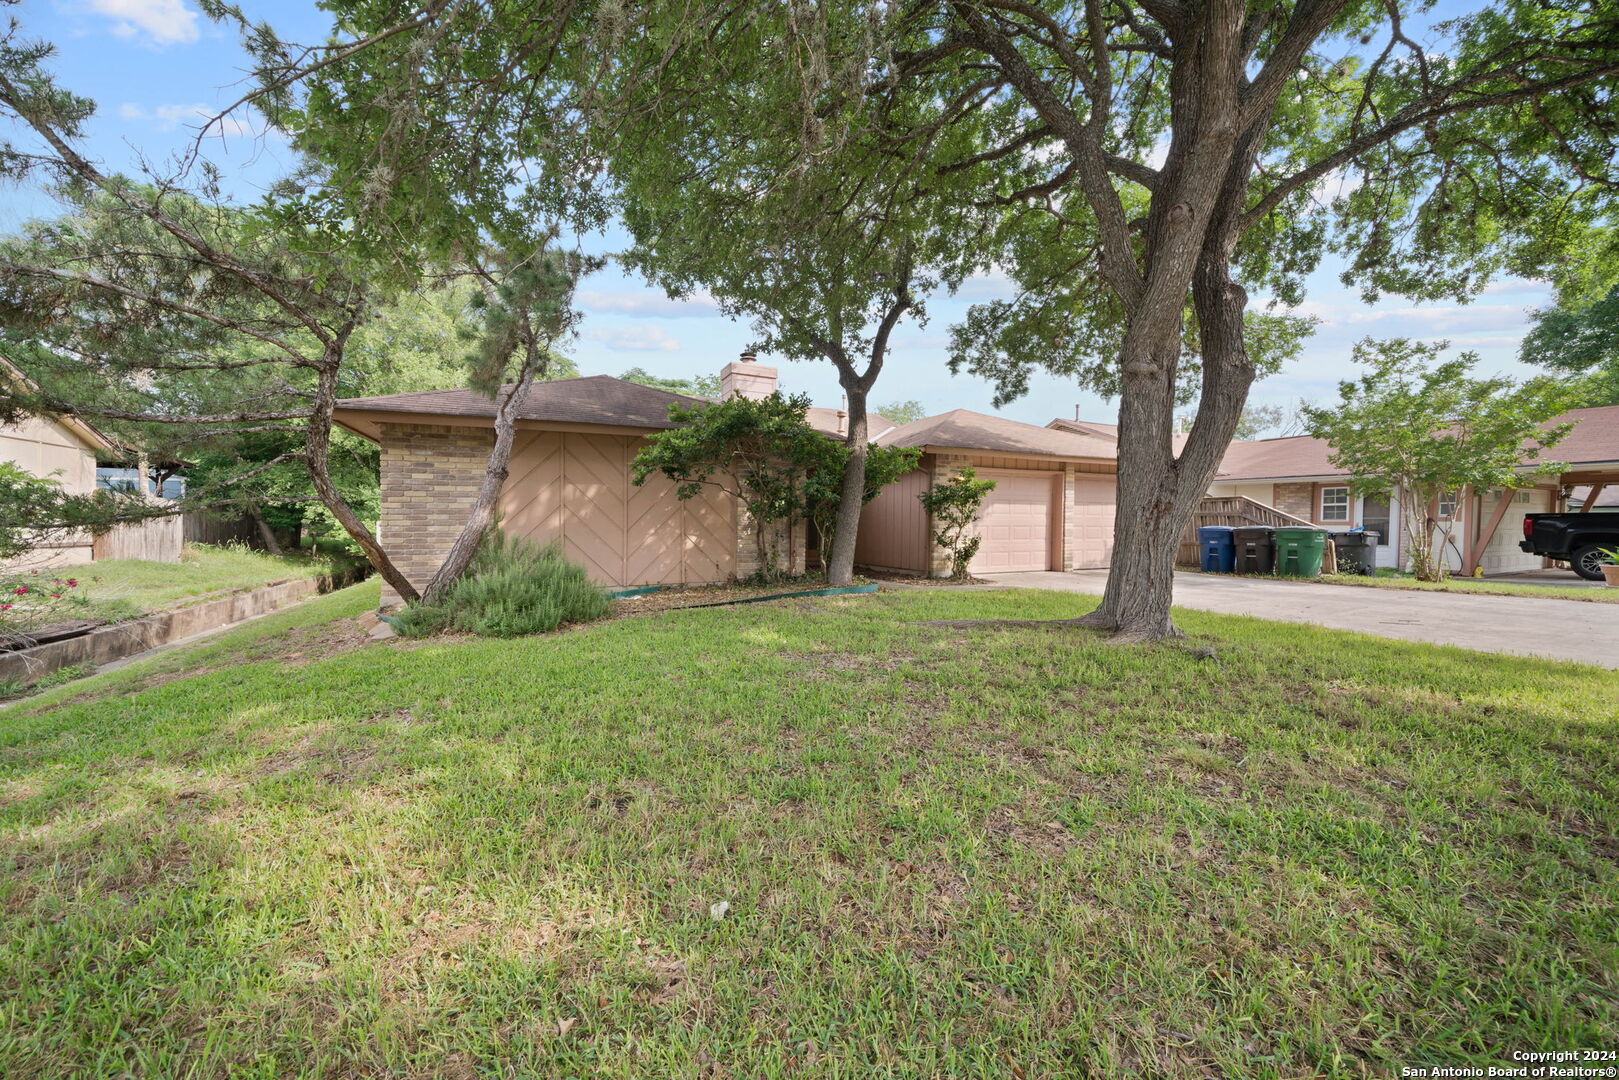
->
[1272,482,1313,519]
[735,514,807,580]
[927,453,976,577]
[377,423,495,605]
[1061,464,1078,570]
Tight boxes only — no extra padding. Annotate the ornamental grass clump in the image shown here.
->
[390,533,611,638]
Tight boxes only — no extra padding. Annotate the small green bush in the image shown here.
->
[389,533,612,638]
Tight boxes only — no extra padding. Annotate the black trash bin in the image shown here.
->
[1233,526,1275,574]
[1330,530,1376,575]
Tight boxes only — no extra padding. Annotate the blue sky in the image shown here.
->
[6,0,1555,429]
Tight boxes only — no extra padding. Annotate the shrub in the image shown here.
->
[389,533,611,638]
[918,467,997,580]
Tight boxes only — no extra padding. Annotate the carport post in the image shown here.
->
[1580,482,1605,512]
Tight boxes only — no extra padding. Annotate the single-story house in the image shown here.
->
[860,412,1117,575]
[1,358,118,566]
[333,354,1123,600]
[1199,404,1619,574]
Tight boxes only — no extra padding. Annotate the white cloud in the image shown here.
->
[88,0,199,46]
[586,326,681,352]
[142,102,261,139]
[576,289,720,319]
[953,267,1017,300]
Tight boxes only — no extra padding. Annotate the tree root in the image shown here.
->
[1104,623,1185,645]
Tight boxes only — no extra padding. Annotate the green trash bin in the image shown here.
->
[1273,526,1328,577]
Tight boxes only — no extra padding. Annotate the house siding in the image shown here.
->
[854,459,933,574]
[376,423,746,605]
[1,414,104,567]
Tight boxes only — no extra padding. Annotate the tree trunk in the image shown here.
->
[1074,330,1188,641]
[420,339,545,602]
[248,503,283,556]
[825,389,868,587]
[306,360,420,601]
[1077,256,1257,643]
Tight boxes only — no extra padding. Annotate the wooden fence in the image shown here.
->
[1176,496,1315,565]
[92,514,184,563]
[183,512,259,547]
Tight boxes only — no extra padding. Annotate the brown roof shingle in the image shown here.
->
[336,377,902,442]
[877,409,1117,460]
[1214,403,1619,481]
[335,375,703,432]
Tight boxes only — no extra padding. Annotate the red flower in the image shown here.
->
[1,604,10,611]
[13,587,26,595]
[49,594,60,599]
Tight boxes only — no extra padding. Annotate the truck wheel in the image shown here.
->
[1571,544,1608,581]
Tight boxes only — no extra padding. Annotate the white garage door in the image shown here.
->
[1479,488,1552,573]
[970,472,1056,574]
[1071,474,1115,569]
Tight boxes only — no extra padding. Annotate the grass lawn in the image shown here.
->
[74,541,355,614]
[1,581,1615,1077]
[1314,570,1618,603]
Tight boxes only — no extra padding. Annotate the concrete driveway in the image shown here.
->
[979,570,1619,669]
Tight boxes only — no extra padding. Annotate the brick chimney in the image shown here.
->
[719,350,777,401]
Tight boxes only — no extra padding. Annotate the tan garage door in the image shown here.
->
[970,472,1057,574]
[1071,473,1115,569]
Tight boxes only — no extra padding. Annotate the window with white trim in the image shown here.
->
[1320,486,1350,522]
[1437,490,1459,520]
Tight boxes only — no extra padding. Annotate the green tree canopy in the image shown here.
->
[876,400,928,426]
[1520,285,1619,406]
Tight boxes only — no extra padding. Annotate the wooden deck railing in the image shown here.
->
[1176,496,1314,565]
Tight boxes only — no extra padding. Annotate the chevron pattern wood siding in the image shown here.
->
[498,431,736,586]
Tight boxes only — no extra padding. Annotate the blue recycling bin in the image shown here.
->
[1198,525,1237,573]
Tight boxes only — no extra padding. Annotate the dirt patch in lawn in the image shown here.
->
[608,581,869,617]
[862,569,995,586]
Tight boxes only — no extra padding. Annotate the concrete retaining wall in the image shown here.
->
[0,566,367,683]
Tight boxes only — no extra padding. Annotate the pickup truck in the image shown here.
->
[1520,512,1619,580]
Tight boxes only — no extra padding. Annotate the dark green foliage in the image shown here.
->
[632,393,830,579]
[618,368,721,398]
[803,441,922,561]
[918,467,997,580]
[1520,285,1619,406]
[389,532,610,639]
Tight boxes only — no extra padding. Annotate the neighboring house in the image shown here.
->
[1047,415,1192,455]
[97,467,186,501]
[334,354,1124,600]
[1198,404,1619,575]
[1,359,118,566]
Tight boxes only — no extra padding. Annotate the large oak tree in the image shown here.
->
[888,0,1619,639]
